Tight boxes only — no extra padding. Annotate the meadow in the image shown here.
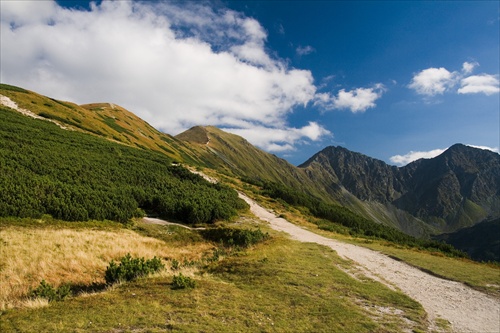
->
[0,217,429,333]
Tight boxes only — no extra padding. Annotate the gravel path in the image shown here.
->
[142,217,206,230]
[238,192,500,333]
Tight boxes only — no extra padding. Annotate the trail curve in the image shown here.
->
[238,192,500,333]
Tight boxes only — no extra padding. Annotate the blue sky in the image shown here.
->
[1,1,499,166]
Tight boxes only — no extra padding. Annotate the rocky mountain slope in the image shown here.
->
[436,218,500,262]
[300,144,500,233]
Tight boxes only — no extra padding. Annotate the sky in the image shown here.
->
[1,0,499,166]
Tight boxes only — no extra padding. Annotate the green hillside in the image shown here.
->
[176,126,331,198]
[175,126,437,237]
[0,105,246,224]
[0,84,201,165]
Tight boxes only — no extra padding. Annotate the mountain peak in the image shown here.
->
[175,126,210,144]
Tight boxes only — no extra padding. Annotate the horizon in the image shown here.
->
[1,0,498,166]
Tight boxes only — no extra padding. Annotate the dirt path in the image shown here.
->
[238,192,500,333]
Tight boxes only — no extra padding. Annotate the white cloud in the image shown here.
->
[462,61,478,74]
[296,45,315,56]
[315,84,385,113]
[409,62,499,97]
[458,74,500,95]
[0,0,330,152]
[0,0,58,27]
[408,67,457,96]
[224,121,331,152]
[390,144,499,166]
[389,148,447,166]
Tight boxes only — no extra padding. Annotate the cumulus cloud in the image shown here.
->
[462,61,478,74]
[408,67,457,96]
[390,144,499,166]
[315,84,385,113]
[0,0,329,152]
[458,74,500,95]
[409,61,499,97]
[224,121,331,152]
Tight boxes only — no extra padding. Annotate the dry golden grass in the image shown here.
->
[0,226,212,310]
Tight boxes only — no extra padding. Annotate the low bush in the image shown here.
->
[170,259,180,270]
[171,273,196,289]
[105,253,164,284]
[200,227,270,248]
[28,280,71,302]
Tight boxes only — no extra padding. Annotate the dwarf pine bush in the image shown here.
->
[171,273,196,290]
[105,253,164,284]
[200,227,269,248]
[29,280,71,302]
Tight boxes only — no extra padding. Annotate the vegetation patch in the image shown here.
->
[200,227,270,248]
[28,280,72,303]
[0,108,247,224]
[104,254,164,284]
[171,273,196,289]
[0,83,29,93]
[102,116,129,133]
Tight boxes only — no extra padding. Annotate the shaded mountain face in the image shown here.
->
[395,145,500,228]
[299,144,500,231]
[300,146,406,203]
[300,144,500,232]
[435,218,500,262]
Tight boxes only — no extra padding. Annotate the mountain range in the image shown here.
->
[1,83,499,260]
[300,144,499,234]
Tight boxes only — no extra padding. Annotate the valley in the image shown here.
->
[0,83,499,332]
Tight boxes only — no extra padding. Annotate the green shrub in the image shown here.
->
[200,227,270,248]
[104,253,164,284]
[29,280,72,302]
[171,258,180,270]
[171,273,196,289]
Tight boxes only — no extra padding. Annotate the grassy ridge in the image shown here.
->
[0,83,201,163]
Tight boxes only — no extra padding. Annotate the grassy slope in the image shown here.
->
[0,84,201,165]
[263,197,500,296]
[175,126,338,203]
[0,218,428,333]
[175,127,443,238]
